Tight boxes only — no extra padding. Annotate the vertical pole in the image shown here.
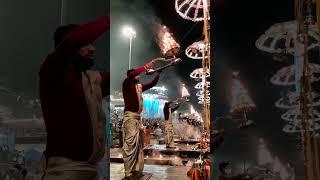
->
[301,22,315,180]
[202,0,210,134]
[60,0,67,25]
[129,37,132,70]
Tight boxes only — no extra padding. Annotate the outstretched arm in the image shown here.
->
[42,16,110,73]
[127,66,146,78]
[142,73,160,92]
[127,60,155,79]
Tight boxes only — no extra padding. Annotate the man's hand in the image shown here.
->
[145,60,155,69]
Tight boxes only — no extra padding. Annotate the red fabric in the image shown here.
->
[187,165,210,180]
[122,67,160,112]
[144,128,153,145]
[39,16,109,162]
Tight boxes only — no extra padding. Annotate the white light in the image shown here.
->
[122,25,136,38]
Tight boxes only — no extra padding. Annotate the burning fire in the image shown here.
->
[181,83,190,97]
[158,26,180,57]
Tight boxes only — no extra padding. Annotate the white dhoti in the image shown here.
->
[122,111,144,177]
[165,109,175,148]
[41,157,97,180]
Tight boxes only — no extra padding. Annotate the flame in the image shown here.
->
[181,83,190,97]
[158,26,180,56]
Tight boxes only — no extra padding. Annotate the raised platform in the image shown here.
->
[110,146,210,166]
[111,163,190,180]
[143,144,209,159]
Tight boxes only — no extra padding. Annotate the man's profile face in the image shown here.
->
[78,43,96,67]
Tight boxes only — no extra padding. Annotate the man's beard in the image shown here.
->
[73,55,94,71]
[134,79,140,84]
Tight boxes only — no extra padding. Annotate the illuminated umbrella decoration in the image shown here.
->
[270,63,320,86]
[185,40,209,59]
[198,95,210,101]
[190,68,210,79]
[196,90,210,97]
[194,81,210,89]
[198,100,210,104]
[255,21,319,55]
[275,91,320,109]
[281,108,320,122]
[175,0,210,22]
[283,121,320,133]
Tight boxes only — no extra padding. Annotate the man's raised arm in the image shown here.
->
[127,66,146,78]
[45,16,110,70]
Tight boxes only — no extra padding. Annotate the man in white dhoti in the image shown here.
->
[122,61,161,179]
[163,100,182,148]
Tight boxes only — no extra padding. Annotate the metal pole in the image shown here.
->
[129,37,132,69]
[60,0,67,25]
